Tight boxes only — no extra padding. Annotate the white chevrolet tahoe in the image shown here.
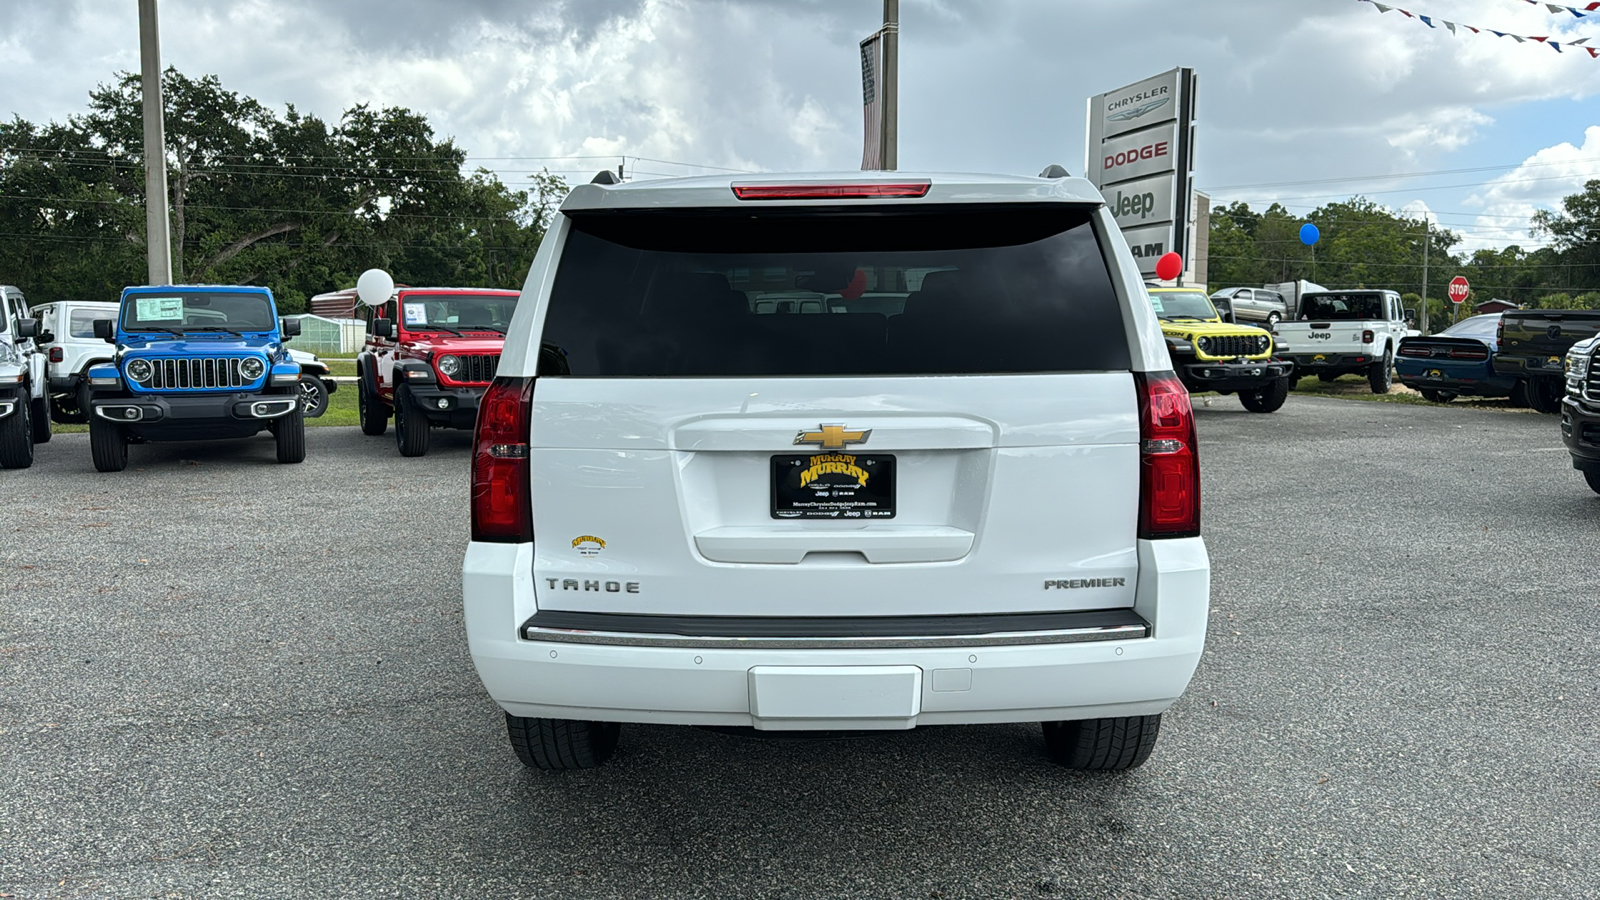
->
[460,170,1211,772]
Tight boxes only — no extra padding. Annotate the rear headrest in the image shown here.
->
[643,272,748,318]
[903,270,975,317]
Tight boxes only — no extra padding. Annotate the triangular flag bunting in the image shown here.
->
[1354,0,1597,58]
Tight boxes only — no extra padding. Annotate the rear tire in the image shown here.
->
[1528,377,1563,414]
[1239,376,1290,413]
[1584,469,1600,495]
[88,415,128,472]
[1368,348,1393,394]
[394,384,430,457]
[1510,380,1531,408]
[506,714,621,770]
[30,396,51,443]
[1042,714,1161,771]
[274,406,305,464]
[357,369,388,436]
[1266,311,1281,328]
[0,398,34,469]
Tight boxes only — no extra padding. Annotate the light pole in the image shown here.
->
[881,0,898,171]
[138,0,173,285]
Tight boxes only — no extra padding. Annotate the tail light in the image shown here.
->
[1449,347,1488,360]
[49,347,64,363]
[1362,330,1375,344]
[471,376,535,543]
[1397,345,1431,358]
[1496,317,1505,343]
[731,181,931,200]
[1136,371,1200,539]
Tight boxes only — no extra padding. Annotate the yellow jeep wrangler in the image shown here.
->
[1147,287,1293,413]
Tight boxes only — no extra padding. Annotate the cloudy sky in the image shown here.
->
[5,0,1600,255]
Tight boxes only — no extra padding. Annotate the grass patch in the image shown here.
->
[322,358,357,377]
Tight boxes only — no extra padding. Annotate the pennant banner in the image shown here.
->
[1358,0,1597,55]
[1519,0,1600,17]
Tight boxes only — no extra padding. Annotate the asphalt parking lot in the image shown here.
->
[2,396,1596,899]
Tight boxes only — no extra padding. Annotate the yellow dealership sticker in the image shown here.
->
[571,535,606,557]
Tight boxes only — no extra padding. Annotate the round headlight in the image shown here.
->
[239,357,265,380]
[437,355,461,378]
[126,358,153,383]
[1197,337,1211,353]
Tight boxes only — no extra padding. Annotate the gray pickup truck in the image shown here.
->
[1492,309,1600,413]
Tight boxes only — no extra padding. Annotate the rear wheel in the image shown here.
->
[1368,348,1393,394]
[30,396,51,443]
[1510,380,1531,408]
[1528,377,1563,414]
[506,714,621,770]
[394,384,430,457]
[357,370,388,436]
[0,398,34,469]
[1239,376,1290,413]
[1042,714,1161,771]
[1584,469,1600,495]
[274,406,305,464]
[88,415,128,472]
[1266,311,1281,328]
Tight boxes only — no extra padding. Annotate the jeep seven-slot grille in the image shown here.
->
[149,357,250,390]
[1197,335,1268,359]
[454,354,499,384]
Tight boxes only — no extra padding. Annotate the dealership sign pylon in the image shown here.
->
[1086,68,1197,279]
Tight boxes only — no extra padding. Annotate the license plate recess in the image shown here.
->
[771,453,895,519]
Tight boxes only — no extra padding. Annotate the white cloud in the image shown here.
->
[1461,126,1600,251]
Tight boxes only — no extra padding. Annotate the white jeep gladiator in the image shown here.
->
[458,169,1212,773]
[1275,289,1418,393]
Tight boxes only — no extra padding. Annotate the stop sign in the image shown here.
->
[1448,276,1470,304]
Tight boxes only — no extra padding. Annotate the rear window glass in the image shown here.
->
[538,205,1129,376]
[69,309,106,338]
[1300,292,1386,320]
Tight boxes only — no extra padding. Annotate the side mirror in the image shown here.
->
[280,317,301,338]
[39,331,55,344]
[1404,307,1416,322]
[372,318,393,338]
[93,318,116,342]
[16,318,38,339]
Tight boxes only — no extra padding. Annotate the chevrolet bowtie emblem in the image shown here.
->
[794,423,871,450]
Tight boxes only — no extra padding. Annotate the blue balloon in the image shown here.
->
[1300,222,1320,246]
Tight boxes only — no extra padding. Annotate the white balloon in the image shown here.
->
[356,269,395,307]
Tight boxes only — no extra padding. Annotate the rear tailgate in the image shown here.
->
[528,202,1144,620]
[1496,311,1600,374]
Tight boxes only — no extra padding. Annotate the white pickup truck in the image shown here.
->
[1275,289,1418,393]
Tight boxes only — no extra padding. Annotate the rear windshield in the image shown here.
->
[1441,315,1498,338]
[1300,292,1385,321]
[538,205,1129,376]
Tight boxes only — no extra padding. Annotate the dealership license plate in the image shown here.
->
[772,453,896,519]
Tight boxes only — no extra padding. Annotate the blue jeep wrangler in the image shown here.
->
[85,285,307,471]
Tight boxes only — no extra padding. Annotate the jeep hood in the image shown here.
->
[1159,322,1270,340]
[120,335,282,355]
[403,335,505,353]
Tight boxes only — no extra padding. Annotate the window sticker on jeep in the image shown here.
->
[404,303,428,325]
[1148,294,1165,314]
[136,297,184,321]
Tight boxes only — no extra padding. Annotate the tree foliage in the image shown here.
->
[0,68,564,312]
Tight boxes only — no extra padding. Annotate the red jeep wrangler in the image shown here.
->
[352,287,521,456]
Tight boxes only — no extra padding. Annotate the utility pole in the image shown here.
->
[1420,220,1429,333]
[881,0,898,171]
[138,0,173,285]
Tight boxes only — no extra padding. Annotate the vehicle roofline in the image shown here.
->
[560,170,1107,212]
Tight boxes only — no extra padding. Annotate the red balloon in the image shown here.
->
[1155,252,1183,282]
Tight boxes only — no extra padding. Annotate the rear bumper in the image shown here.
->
[1493,355,1565,378]
[1395,362,1515,396]
[461,538,1210,729]
[1283,351,1374,372]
